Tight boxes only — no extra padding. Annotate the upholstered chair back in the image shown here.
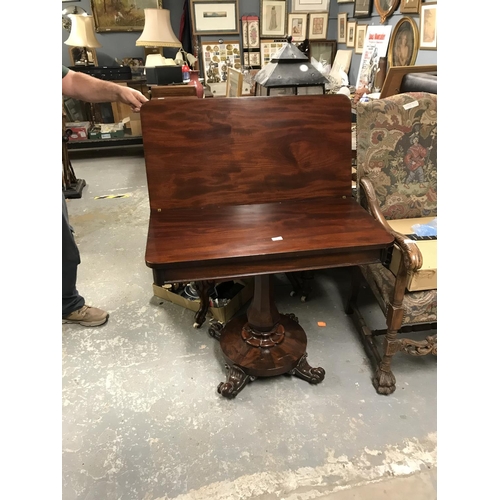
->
[356,92,437,221]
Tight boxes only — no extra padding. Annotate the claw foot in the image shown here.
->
[288,353,325,384]
[373,367,396,395]
[208,320,224,340]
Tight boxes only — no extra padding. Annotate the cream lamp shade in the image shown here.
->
[64,14,102,48]
[136,9,182,48]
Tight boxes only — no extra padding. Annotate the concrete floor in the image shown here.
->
[62,148,437,500]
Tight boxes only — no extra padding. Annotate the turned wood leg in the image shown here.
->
[192,280,213,328]
[217,275,324,398]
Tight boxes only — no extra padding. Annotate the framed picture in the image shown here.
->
[308,13,328,40]
[374,0,400,24]
[243,51,262,66]
[190,1,239,35]
[379,64,436,98]
[309,40,337,66]
[338,12,348,43]
[353,0,373,18]
[355,24,367,54]
[261,0,287,38]
[288,13,308,42]
[419,2,437,50]
[260,39,289,66]
[226,68,243,96]
[292,0,330,12]
[90,0,162,33]
[68,47,97,66]
[202,40,241,84]
[346,20,357,47]
[387,16,418,68]
[242,15,260,48]
[400,0,420,15]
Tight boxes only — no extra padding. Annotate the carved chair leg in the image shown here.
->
[373,329,400,395]
[193,280,213,328]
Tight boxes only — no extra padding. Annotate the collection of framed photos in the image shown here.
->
[338,0,437,60]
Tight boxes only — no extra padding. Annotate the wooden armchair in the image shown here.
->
[345,92,437,395]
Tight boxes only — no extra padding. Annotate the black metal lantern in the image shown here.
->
[254,36,329,96]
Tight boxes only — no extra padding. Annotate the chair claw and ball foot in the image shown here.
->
[217,364,255,399]
[193,322,201,329]
[373,368,396,395]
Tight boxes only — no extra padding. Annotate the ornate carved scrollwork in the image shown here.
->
[288,353,325,384]
[217,364,255,399]
[400,335,437,356]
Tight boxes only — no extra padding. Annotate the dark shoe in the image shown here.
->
[62,305,109,327]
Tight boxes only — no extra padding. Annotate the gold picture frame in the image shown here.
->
[346,20,357,48]
[400,0,420,15]
[355,23,367,54]
[338,12,348,44]
[288,12,308,42]
[261,0,288,38]
[379,64,436,98]
[419,2,437,50]
[308,12,329,41]
[91,0,162,33]
[387,16,419,68]
[374,0,400,24]
[226,67,243,96]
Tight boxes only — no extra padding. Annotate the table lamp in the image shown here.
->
[136,9,182,68]
[64,14,101,66]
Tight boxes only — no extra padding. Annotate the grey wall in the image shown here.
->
[62,1,436,84]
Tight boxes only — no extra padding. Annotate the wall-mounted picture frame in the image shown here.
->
[374,0,400,24]
[387,16,418,68]
[338,12,348,43]
[226,68,244,96]
[202,40,241,84]
[261,0,288,38]
[419,2,437,50]
[400,0,420,15]
[346,20,357,47]
[69,46,98,66]
[292,0,330,12]
[308,12,329,40]
[90,0,162,33]
[353,0,373,18]
[288,13,308,41]
[190,1,240,35]
[309,40,337,66]
[355,23,367,54]
[260,39,289,65]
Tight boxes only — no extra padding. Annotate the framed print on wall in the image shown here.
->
[292,0,330,12]
[353,0,373,18]
[202,40,241,84]
[355,23,367,54]
[374,0,400,24]
[419,2,437,50]
[288,13,308,42]
[190,1,240,35]
[261,0,287,38]
[338,12,347,43]
[400,0,420,15]
[346,20,357,47]
[91,0,162,32]
[387,16,418,67]
[308,12,329,40]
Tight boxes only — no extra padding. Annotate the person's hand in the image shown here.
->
[118,87,149,112]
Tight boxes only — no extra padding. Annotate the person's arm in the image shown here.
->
[62,68,148,112]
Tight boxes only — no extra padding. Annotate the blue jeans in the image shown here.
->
[62,193,85,316]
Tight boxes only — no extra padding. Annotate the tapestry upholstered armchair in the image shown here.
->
[345,92,437,395]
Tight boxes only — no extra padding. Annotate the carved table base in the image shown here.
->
[217,313,325,398]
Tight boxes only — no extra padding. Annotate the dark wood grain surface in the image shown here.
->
[140,95,353,211]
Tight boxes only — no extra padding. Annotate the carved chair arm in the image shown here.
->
[359,177,422,272]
